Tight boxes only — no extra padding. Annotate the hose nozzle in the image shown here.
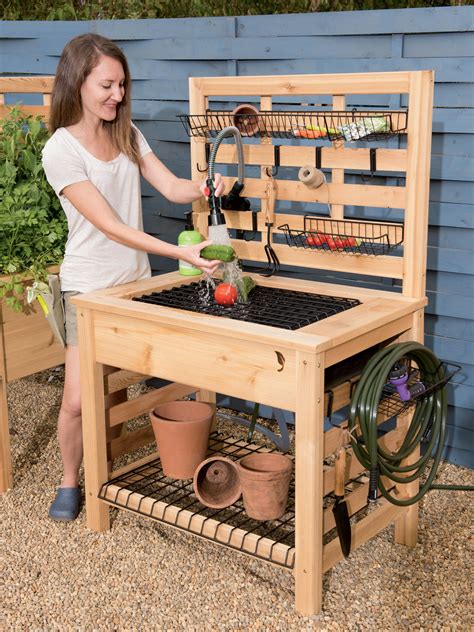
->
[206,178,226,226]
[389,362,425,401]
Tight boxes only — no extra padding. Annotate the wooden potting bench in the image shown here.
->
[73,70,434,615]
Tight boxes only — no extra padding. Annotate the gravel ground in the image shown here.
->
[2,367,473,631]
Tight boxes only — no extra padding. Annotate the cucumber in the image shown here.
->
[200,244,236,262]
[237,276,256,302]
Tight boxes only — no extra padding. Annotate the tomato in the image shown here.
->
[325,236,337,250]
[307,232,327,247]
[214,283,238,306]
[345,237,363,248]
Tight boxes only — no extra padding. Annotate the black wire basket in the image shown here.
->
[378,360,462,418]
[278,216,404,256]
[179,110,328,139]
[178,109,408,142]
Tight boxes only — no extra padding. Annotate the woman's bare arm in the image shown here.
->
[61,180,220,275]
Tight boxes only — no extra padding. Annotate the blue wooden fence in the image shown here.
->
[1,6,473,467]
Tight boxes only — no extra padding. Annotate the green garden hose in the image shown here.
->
[347,342,473,506]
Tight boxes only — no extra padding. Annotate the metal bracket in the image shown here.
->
[265,144,280,177]
[315,145,322,169]
[361,147,377,182]
[196,143,210,173]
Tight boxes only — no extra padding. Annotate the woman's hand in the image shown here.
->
[180,240,221,276]
[200,173,225,198]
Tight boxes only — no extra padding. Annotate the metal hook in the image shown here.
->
[315,145,322,169]
[265,144,280,177]
[361,147,377,182]
[196,143,210,173]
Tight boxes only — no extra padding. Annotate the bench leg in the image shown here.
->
[294,351,325,615]
[77,307,110,531]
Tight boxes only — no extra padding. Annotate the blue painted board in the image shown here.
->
[0,17,234,39]
[122,35,392,61]
[426,334,474,367]
[430,181,473,205]
[431,134,474,158]
[236,7,474,37]
[425,315,474,342]
[429,203,473,229]
[238,58,473,84]
[426,247,474,275]
[403,31,474,58]
[444,424,474,452]
[441,445,473,468]
[449,405,474,432]
[426,292,473,321]
[426,270,474,295]
[428,227,474,251]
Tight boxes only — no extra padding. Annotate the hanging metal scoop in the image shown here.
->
[260,179,280,277]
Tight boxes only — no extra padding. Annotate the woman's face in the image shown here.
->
[80,54,126,123]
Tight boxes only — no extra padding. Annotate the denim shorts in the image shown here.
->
[62,291,82,346]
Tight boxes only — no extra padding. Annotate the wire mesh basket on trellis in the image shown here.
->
[278,216,404,256]
[178,109,408,141]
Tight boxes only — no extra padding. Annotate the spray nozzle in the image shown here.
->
[206,178,226,227]
[388,362,425,402]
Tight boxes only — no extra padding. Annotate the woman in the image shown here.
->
[42,33,224,521]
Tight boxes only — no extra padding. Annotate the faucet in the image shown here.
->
[207,126,247,229]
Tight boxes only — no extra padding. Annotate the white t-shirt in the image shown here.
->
[42,124,152,293]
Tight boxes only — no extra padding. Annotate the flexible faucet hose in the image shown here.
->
[208,126,245,192]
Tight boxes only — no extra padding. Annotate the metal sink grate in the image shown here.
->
[132,281,360,330]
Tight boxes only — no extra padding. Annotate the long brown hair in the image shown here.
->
[50,33,140,164]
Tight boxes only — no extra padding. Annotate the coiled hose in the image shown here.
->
[348,342,472,506]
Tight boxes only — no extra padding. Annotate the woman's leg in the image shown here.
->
[58,344,83,488]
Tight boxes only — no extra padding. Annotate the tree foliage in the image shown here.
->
[1,0,471,21]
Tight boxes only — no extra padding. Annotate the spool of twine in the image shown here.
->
[298,165,325,189]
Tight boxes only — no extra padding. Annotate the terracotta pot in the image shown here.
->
[193,456,241,509]
[237,453,293,521]
[149,400,213,479]
[231,104,260,137]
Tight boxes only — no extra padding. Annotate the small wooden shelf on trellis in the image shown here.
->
[178,109,408,142]
[278,216,404,256]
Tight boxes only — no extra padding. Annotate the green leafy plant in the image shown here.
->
[0,107,67,312]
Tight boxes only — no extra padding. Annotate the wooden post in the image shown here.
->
[402,70,434,299]
[77,307,110,531]
[394,309,424,547]
[331,95,346,220]
[294,351,325,615]
[189,78,210,238]
[0,304,12,492]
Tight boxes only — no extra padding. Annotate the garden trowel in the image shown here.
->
[333,446,351,557]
